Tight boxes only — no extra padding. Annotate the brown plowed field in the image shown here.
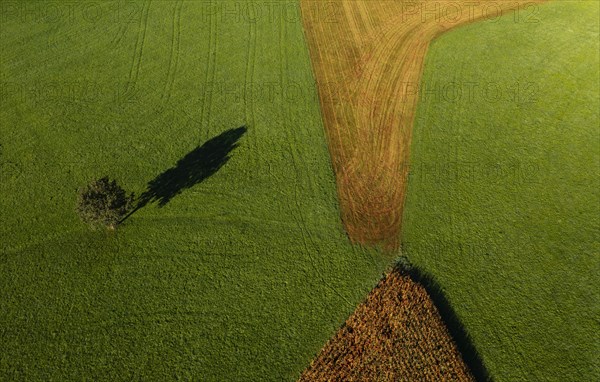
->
[297,267,474,381]
[300,0,546,249]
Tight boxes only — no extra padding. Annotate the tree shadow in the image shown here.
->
[122,126,247,222]
[395,260,493,382]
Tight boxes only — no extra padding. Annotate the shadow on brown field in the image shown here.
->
[298,262,491,382]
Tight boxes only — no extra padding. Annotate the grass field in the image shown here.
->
[2,0,598,380]
[0,1,389,380]
[401,1,600,380]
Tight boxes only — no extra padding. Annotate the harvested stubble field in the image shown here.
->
[298,266,474,382]
[300,0,546,249]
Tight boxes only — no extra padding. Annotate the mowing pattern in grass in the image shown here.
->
[299,0,546,249]
[0,1,388,380]
[298,266,474,382]
[402,1,600,381]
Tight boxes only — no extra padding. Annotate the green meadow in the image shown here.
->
[0,1,387,380]
[402,1,600,381]
[2,0,598,381]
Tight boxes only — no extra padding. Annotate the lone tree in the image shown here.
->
[76,177,134,230]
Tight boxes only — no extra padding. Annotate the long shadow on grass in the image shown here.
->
[397,260,493,382]
[121,126,247,222]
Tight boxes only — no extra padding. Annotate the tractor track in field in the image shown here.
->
[161,0,183,106]
[199,7,218,144]
[278,14,354,308]
[244,15,258,164]
[126,0,151,97]
[300,0,548,249]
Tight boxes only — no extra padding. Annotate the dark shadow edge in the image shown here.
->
[118,126,247,225]
[394,260,493,382]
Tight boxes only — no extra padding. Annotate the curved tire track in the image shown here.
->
[300,0,548,249]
